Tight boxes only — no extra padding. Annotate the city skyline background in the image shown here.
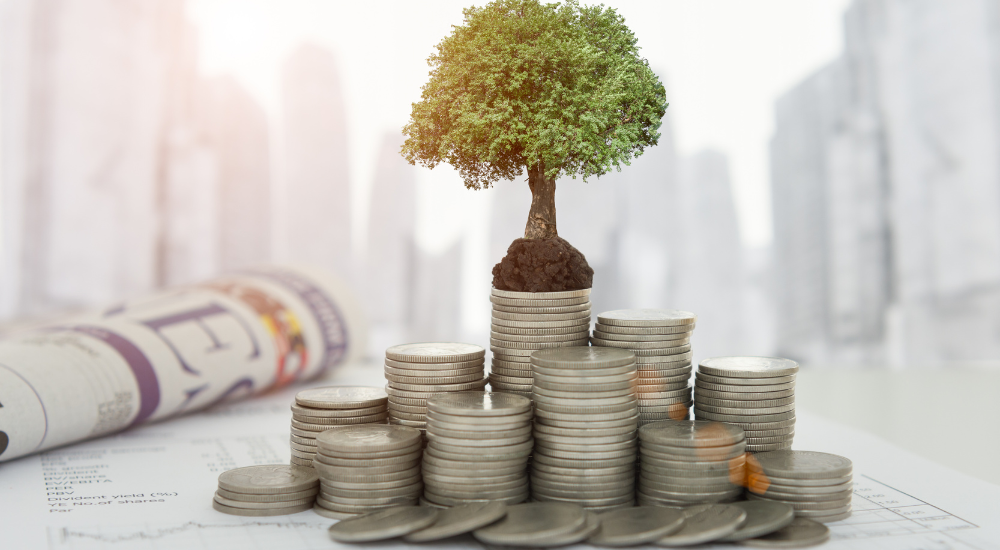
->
[2,0,997,368]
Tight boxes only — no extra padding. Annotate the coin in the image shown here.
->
[699,357,800,379]
[294,386,388,409]
[596,323,695,335]
[696,388,796,400]
[491,317,591,329]
[697,403,796,415]
[637,352,693,364]
[492,287,591,299]
[217,465,319,495]
[656,503,748,546]
[315,424,422,452]
[593,330,692,342]
[639,420,745,447]
[529,510,601,547]
[403,502,507,542]
[386,342,486,363]
[491,295,590,307]
[493,310,592,322]
[212,499,312,516]
[694,410,795,423]
[587,506,684,546]
[598,309,697,327]
[749,451,852,479]
[473,502,587,544]
[591,337,692,350]
[719,501,796,541]
[327,505,439,542]
[697,373,797,386]
[213,493,315,510]
[739,517,830,548]
[530,346,636,369]
[491,331,590,343]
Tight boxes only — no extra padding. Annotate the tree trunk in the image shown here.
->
[525,165,557,239]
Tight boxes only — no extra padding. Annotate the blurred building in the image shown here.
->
[280,44,353,282]
[671,150,748,359]
[409,241,463,343]
[365,132,417,355]
[771,0,1000,366]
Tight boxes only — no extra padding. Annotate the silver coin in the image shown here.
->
[696,403,796,415]
[534,379,637,393]
[388,402,427,415]
[595,322,695,335]
[403,502,507,542]
[216,486,318,502]
[327,505,439,542]
[697,373,797,386]
[536,433,636,448]
[424,490,529,507]
[533,454,637,469]
[291,404,387,418]
[533,385,634,399]
[746,435,796,445]
[637,368,693,380]
[289,456,314,467]
[491,337,593,350]
[493,304,591,316]
[696,387,796,399]
[427,408,532,424]
[637,352,693,364]
[530,346,636,369]
[591,337,692,350]
[533,392,636,406]
[531,462,635,477]
[758,482,853,496]
[212,499,312,516]
[491,294,590,307]
[315,424,422,453]
[695,383,795,395]
[640,446,746,463]
[536,438,637,453]
[384,365,483,378]
[427,417,530,433]
[388,377,489,392]
[492,317,592,329]
[213,493,315,510]
[295,386,388,410]
[430,438,533,456]
[598,309,697,327]
[217,465,318,495]
[385,358,485,372]
[636,386,692,398]
[386,343,486,364]
[533,363,637,377]
[739,517,830,548]
[314,450,422,468]
[638,420,745,447]
[424,391,530,418]
[489,375,534,387]
[796,507,852,523]
[587,506,684,546]
[493,323,593,336]
[534,407,638,422]
[492,309,592,322]
[794,504,853,519]
[638,397,693,408]
[719,501,796,541]
[491,330,590,343]
[533,485,634,500]
[428,425,532,442]
[750,451,852,479]
[388,372,486,386]
[694,409,796,423]
[537,401,639,416]
[639,479,737,494]
[527,511,601,547]
[746,443,795,452]
[291,412,389,427]
[492,287,591,299]
[492,344,590,357]
[536,414,639,429]
[533,370,637,384]
[656,503,748,546]
[699,357,800,379]
[532,492,635,507]
[428,432,532,448]
[636,492,740,507]
[593,330,692,342]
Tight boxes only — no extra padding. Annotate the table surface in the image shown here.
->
[795,367,1000,486]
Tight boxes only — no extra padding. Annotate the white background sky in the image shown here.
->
[189,0,851,252]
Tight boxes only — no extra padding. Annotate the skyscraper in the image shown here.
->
[280,44,353,281]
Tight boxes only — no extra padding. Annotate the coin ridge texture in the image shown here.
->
[217,465,319,495]
[328,506,440,542]
[473,502,587,544]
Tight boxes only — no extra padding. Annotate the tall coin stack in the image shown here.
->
[489,288,592,399]
[693,357,798,452]
[289,386,389,468]
[591,309,696,426]
[384,343,488,433]
[311,424,424,519]
[636,420,746,507]
[422,391,533,507]
[530,347,639,511]
[213,465,319,517]
[746,450,853,523]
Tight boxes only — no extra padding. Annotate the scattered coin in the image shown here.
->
[588,506,685,547]
[719,501,796,541]
[597,309,697,327]
[740,517,830,548]
[328,505,440,542]
[403,501,508,542]
[473,502,588,545]
[212,499,312,516]
[654,503,747,546]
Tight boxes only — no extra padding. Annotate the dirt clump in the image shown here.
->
[491,237,593,292]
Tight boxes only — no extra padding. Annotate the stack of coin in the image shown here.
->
[384,343,487,432]
[529,347,639,511]
[636,420,746,507]
[213,465,318,516]
[693,357,798,452]
[591,309,696,426]
[745,450,853,523]
[422,391,533,507]
[489,288,592,399]
[289,386,389,468]
[311,424,424,519]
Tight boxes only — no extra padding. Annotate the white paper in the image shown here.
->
[1,363,997,550]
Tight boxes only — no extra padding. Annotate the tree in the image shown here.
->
[401,0,667,240]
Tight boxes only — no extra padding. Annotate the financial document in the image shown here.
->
[1,363,998,550]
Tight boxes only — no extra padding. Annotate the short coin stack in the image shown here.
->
[694,357,798,452]
[489,288,592,399]
[384,343,487,432]
[422,391,533,507]
[213,465,318,516]
[636,420,747,507]
[591,309,697,426]
[746,450,854,523]
[530,347,639,511]
[312,424,424,519]
[289,386,389,468]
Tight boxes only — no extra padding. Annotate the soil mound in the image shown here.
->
[491,237,593,292]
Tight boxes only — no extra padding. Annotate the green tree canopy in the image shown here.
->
[401,0,667,190]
